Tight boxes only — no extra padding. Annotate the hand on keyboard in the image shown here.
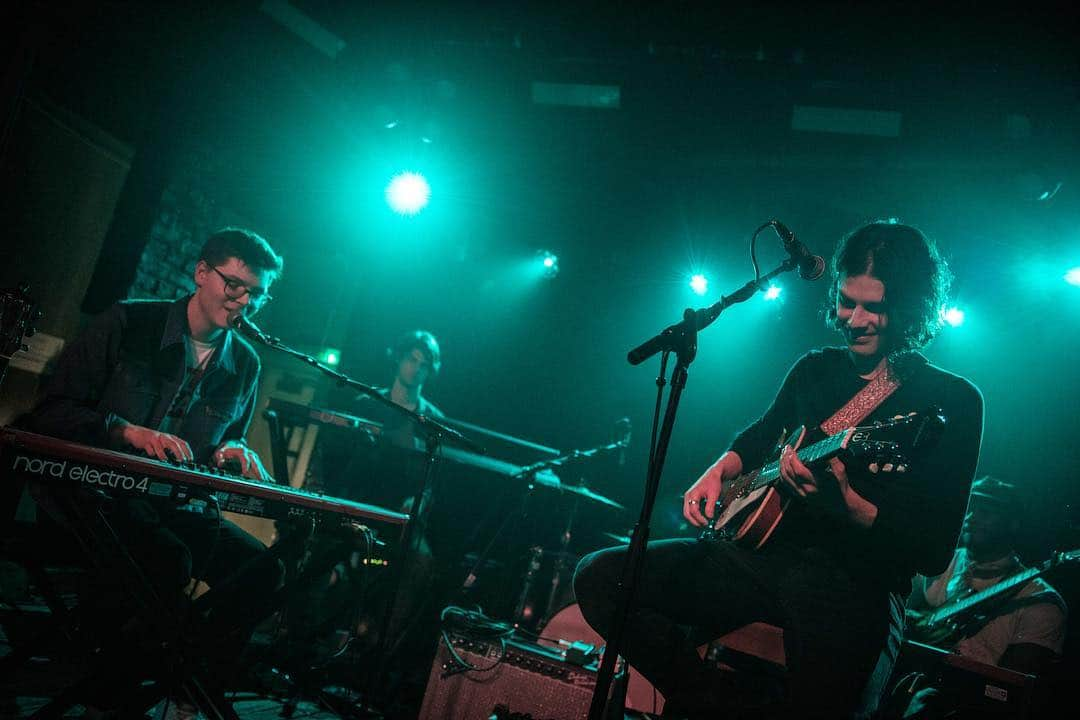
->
[214,440,274,483]
[114,422,194,463]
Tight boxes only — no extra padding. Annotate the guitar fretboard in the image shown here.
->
[927,561,1049,624]
[745,429,852,494]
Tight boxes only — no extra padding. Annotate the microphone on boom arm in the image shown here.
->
[230,313,275,345]
[770,220,825,280]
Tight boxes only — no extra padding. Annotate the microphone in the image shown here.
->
[230,313,274,345]
[771,220,825,280]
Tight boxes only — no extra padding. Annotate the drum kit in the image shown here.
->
[265,399,635,662]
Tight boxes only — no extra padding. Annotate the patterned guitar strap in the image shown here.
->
[820,359,902,437]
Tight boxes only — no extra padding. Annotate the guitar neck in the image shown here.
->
[928,560,1050,624]
[746,430,851,494]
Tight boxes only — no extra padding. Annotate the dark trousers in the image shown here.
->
[116,499,285,661]
[52,493,285,699]
[573,537,903,718]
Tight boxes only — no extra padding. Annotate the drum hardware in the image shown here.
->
[512,545,545,625]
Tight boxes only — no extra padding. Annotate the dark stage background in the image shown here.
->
[2,0,1079,664]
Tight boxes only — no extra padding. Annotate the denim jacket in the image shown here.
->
[22,296,261,464]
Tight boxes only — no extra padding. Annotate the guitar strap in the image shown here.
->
[820,359,902,435]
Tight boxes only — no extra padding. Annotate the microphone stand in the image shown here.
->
[232,321,483,715]
[586,256,800,720]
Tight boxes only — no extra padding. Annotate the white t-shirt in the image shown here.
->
[919,549,1067,666]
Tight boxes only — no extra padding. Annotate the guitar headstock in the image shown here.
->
[844,408,947,474]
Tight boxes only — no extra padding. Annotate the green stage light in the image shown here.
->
[763,284,782,301]
[1066,267,1080,286]
[385,172,430,215]
[689,274,708,296]
[538,250,559,278]
[942,307,965,327]
[319,347,342,367]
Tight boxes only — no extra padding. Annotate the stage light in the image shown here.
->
[318,347,342,367]
[689,274,708,296]
[1065,267,1080,286]
[942,307,965,327]
[385,172,430,215]
[538,250,559,278]
[763,284,782,301]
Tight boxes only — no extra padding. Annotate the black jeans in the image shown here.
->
[116,499,285,651]
[26,488,286,711]
[573,537,902,718]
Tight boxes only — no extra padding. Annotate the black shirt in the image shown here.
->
[21,297,261,464]
[728,347,984,593]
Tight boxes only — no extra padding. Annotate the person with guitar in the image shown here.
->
[15,227,286,716]
[574,220,984,718]
[896,475,1067,717]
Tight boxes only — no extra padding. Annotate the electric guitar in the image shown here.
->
[699,409,946,549]
[906,549,1080,646]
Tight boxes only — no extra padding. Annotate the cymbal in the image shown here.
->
[530,471,623,510]
[561,484,624,510]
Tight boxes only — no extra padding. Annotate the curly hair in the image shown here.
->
[824,221,951,352]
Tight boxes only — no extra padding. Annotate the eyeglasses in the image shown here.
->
[210,266,272,306]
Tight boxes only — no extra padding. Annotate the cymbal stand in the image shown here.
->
[537,487,581,629]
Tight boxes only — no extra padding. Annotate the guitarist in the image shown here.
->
[898,475,1066,718]
[574,221,984,719]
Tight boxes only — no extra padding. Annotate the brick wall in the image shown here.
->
[128,150,245,301]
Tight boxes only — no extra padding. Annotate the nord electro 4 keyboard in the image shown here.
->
[0,427,409,530]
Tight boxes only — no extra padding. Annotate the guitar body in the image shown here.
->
[701,409,947,550]
[905,612,967,647]
[710,425,814,549]
[712,485,789,549]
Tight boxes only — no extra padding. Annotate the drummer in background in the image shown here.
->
[306,331,447,654]
[356,329,445,451]
[323,329,444,511]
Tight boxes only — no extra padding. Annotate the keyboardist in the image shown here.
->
[323,329,445,509]
[16,227,286,714]
[310,330,446,654]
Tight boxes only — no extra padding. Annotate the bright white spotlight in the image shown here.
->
[537,250,559,278]
[1065,267,1080,286]
[763,284,782,301]
[689,274,708,295]
[942,307,965,327]
[385,172,430,215]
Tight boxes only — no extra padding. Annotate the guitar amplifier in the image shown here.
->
[418,628,607,720]
[889,641,1039,718]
